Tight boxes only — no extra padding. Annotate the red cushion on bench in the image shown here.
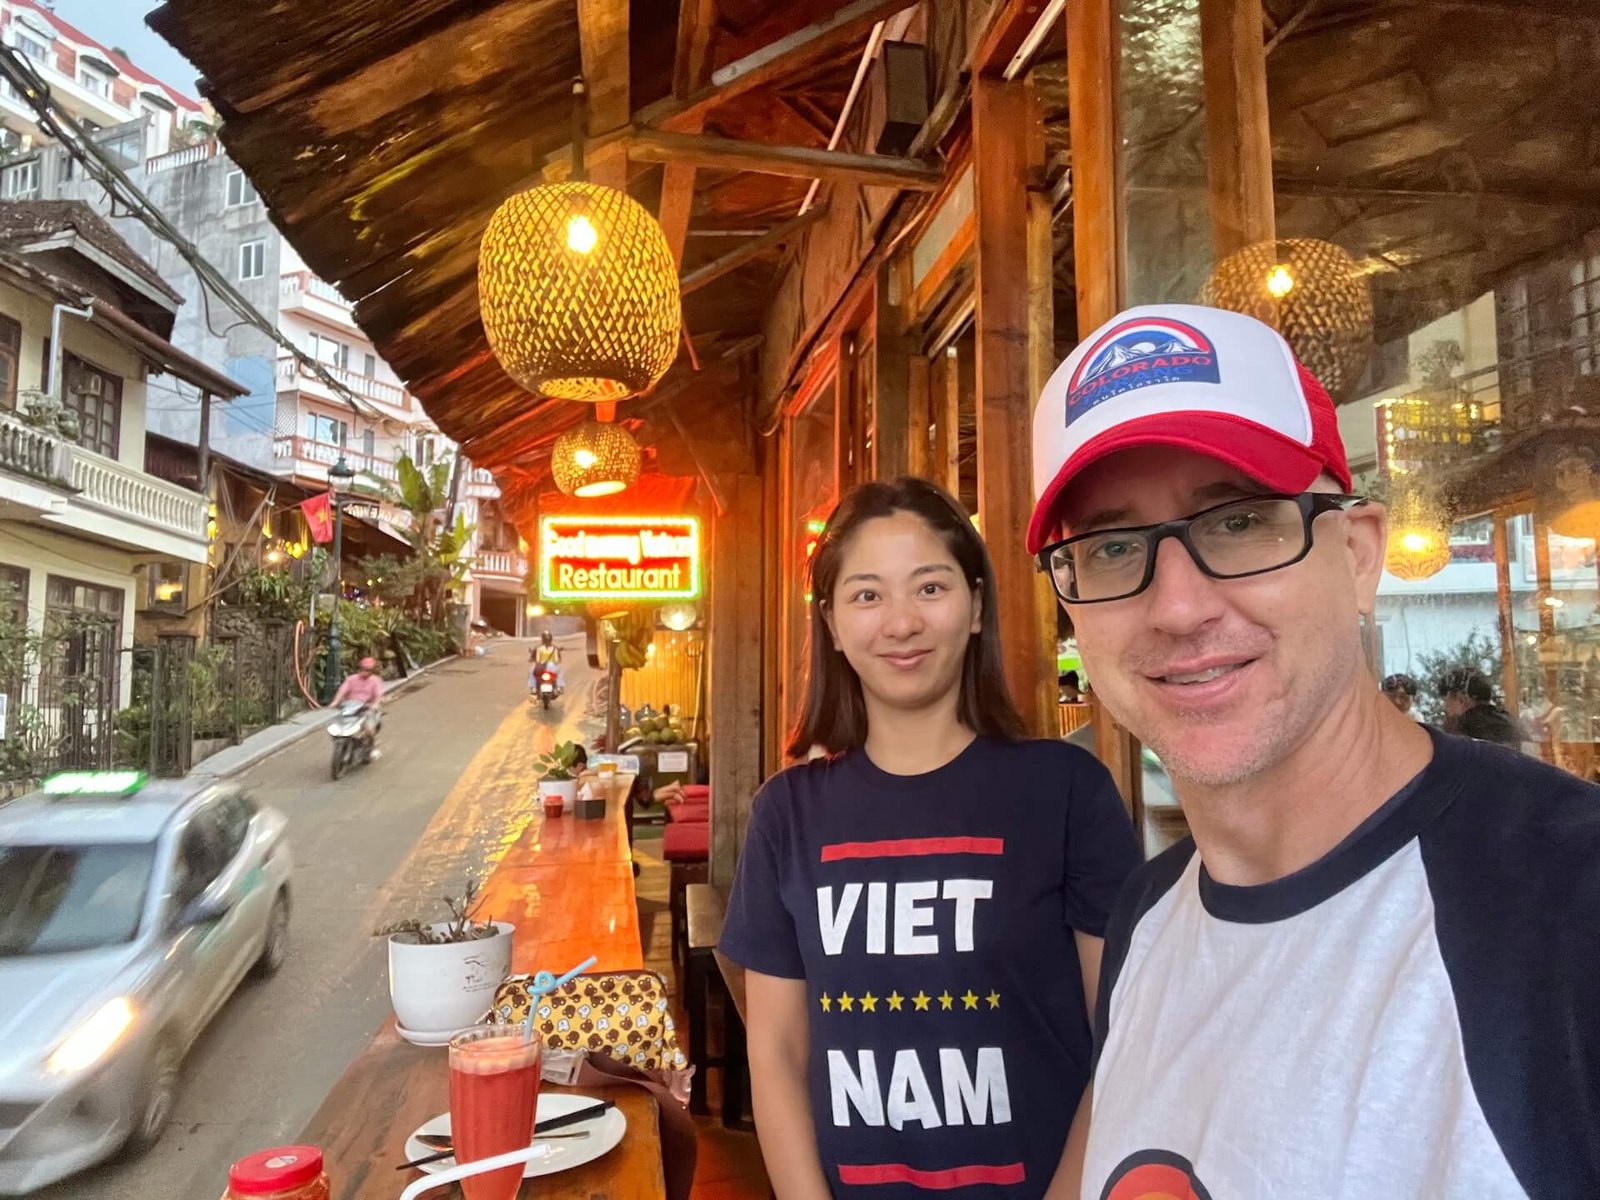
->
[662,822,710,862]
[681,784,710,799]
[672,801,710,824]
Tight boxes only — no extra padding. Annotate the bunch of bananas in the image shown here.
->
[588,601,656,670]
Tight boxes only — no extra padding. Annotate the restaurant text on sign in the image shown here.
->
[540,515,701,599]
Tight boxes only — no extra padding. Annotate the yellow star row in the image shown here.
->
[818,989,1001,1014]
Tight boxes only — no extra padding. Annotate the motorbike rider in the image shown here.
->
[530,630,563,695]
[333,655,384,758]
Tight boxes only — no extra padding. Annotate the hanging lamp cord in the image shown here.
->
[570,77,588,183]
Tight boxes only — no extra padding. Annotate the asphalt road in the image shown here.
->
[35,635,599,1200]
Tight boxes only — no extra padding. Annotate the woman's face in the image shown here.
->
[823,511,982,720]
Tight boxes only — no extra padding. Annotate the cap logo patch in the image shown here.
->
[1065,317,1220,425]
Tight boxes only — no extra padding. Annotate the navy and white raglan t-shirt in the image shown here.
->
[720,736,1141,1198]
[1085,726,1600,1200]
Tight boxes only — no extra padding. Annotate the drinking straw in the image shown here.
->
[518,955,598,1043]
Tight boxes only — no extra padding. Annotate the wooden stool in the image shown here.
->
[662,820,709,971]
[685,882,752,1128]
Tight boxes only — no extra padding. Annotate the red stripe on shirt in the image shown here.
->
[837,1162,1027,1189]
[819,837,1005,862]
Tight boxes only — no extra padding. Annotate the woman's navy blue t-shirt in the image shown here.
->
[719,736,1141,1198]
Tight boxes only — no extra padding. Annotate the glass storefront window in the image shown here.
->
[782,375,839,737]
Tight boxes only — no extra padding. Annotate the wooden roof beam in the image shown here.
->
[630,129,941,191]
[640,0,917,132]
[659,0,720,267]
[578,0,630,188]
[680,205,828,295]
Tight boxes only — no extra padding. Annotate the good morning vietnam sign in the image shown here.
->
[539,515,701,600]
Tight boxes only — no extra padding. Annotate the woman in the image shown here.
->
[719,478,1140,1199]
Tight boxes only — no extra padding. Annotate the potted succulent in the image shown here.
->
[375,880,514,1039]
[535,741,581,816]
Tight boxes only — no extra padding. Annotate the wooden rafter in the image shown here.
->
[680,206,828,295]
[659,0,720,267]
[577,0,629,188]
[630,129,940,190]
[639,0,917,132]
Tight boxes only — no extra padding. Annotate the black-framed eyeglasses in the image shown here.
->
[1036,492,1367,604]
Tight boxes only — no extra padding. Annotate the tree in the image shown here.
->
[371,455,475,620]
[1412,629,1505,724]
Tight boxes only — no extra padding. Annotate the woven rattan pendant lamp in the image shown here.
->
[551,419,642,497]
[1384,483,1452,581]
[1199,237,1374,402]
[479,80,681,403]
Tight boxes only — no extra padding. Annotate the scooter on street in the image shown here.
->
[328,701,379,779]
[531,664,562,712]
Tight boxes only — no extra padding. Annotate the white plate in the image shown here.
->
[404,1094,626,1179]
[395,1024,470,1047]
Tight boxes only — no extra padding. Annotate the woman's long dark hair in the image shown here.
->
[786,476,1027,758]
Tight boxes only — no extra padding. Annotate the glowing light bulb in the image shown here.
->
[1265,264,1295,299]
[1400,531,1430,553]
[573,448,598,469]
[566,213,599,254]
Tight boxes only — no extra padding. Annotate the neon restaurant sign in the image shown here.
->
[539,515,701,600]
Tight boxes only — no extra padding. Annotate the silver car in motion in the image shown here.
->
[0,772,292,1194]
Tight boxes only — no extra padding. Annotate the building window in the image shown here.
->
[2,160,39,199]
[361,429,376,458]
[239,239,266,280]
[363,352,376,378]
[145,561,187,611]
[413,434,436,467]
[79,68,111,99]
[225,169,258,208]
[304,412,348,447]
[307,331,349,370]
[1569,252,1600,376]
[0,314,20,408]
[62,353,122,459]
[14,33,49,65]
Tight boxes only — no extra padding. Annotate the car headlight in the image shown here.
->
[46,997,135,1076]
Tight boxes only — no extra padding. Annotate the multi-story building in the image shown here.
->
[0,201,241,764]
[0,0,206,166]
[35,131,525,631]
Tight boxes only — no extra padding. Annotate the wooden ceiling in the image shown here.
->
[145,0,884,500]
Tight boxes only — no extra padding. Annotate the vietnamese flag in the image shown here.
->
[300,491,335,544]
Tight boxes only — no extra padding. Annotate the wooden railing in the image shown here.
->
[0,409,71,487]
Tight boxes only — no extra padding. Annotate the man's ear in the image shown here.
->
[1345,500,1389,617]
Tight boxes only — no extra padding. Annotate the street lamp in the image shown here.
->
[320,454,357,703]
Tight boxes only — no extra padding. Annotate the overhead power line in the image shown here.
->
[0,45,381,423]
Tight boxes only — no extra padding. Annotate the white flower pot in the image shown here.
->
[538,778,577,814]
[387,920,514,1035]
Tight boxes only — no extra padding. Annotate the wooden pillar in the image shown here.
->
[972,73,1053,735]
[709,474,764,888]
[1532,508,1559,763]
[837,335,860,489]
[1199,0,1276,256]
[873,264,913,479]
[1492,510,1519,716]
[1067,0,1143,821]
[931,347,961,495]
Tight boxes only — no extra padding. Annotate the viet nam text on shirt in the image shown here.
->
[1084,727,1600,1200]
[720,737,1140,1198]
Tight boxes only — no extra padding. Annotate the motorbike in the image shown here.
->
[531,664,561,711]
[328,701,378,779]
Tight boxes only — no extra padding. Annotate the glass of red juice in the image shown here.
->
[448,1026,543,1200]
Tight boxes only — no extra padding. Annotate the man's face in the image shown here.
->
[359,664,374,676]
[1443,691,1469,719]
[1056,446,1386,786]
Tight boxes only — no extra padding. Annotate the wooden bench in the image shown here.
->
[685,882,750,1128]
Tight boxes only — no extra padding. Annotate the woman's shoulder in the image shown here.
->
[978,734,1108,773]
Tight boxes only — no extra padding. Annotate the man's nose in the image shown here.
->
[1140,536,1227,635]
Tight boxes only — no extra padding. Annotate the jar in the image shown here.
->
[223,1146,330,1200]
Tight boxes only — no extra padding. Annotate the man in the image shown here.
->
[1027,304,1599,1198]
[332,655,384,757]
[530,629,562,694]
[1381,672,1419,716]
[1439,668,1522,749]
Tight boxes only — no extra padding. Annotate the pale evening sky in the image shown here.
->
[45,1,202,99]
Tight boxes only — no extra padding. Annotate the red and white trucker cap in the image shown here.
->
[1026,303,1352,554]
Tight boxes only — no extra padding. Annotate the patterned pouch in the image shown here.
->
[490,969,690,1076]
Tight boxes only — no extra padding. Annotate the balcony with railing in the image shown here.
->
[273,435,401,484]
[475,549,528,581]
[276,355,409,412]
[0,408,72,490]
[146,139,220,173]
[70,447,209,548]
[464,466,500,499]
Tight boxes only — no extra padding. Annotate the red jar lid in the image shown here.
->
[229,1146,325,1194]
